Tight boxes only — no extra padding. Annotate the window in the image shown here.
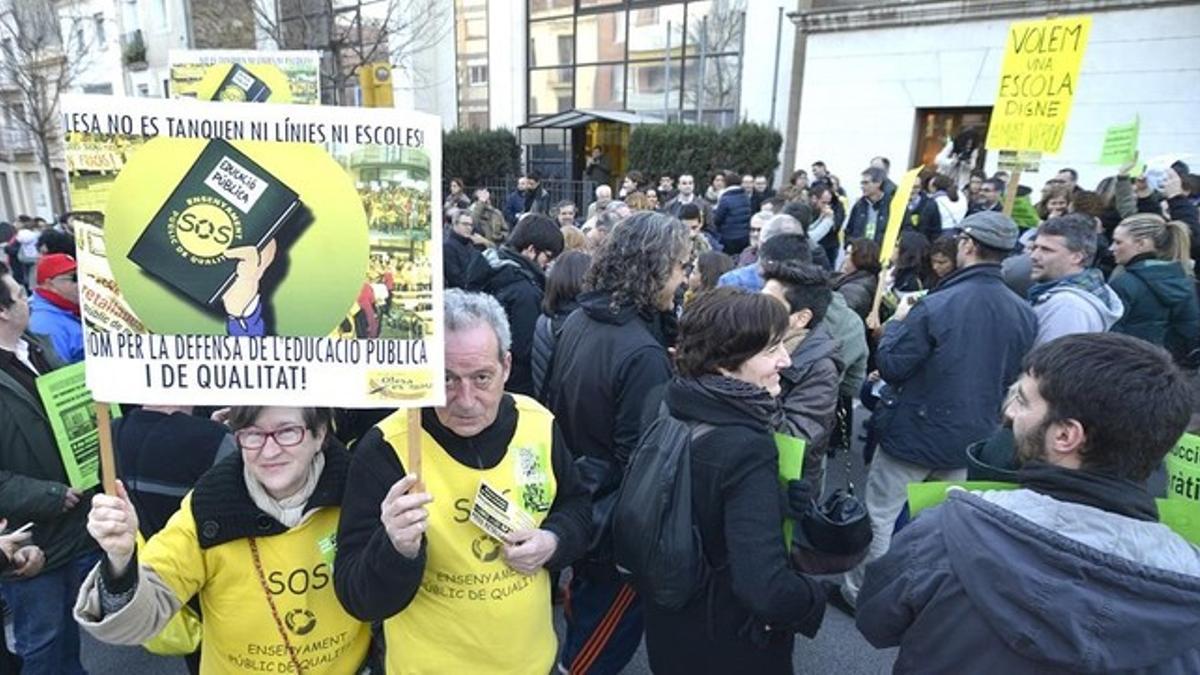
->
[575,63,624,110]
[466,18,486,39]
[75,23,85,56]
[575,10,626,64]
[94,13,107,48]
[468,64,488,86]
[82,83,114,94]
[137,83,150,96]
[529,68,573,115]
[529,0,572,20]
[557,35,573,66]
[529,17,573,68]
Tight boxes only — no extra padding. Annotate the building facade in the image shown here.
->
[787,0,1200,196]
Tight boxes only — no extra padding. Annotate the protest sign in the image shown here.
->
[997,150,1041,173]
[61,94,444,408]
[907,481,1017,517]
[1099,116,1140,165]
[877,166,924,265]
[775,433,806,549]
[169,49,320,104]
[986,15,1091,153]
[907,480,1198,544]
[35,362,121,490]
[1166,433,1200,503]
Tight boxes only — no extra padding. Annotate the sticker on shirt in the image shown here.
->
[469,481,535,542]
[317,531,337,569]
[514,446,552,514]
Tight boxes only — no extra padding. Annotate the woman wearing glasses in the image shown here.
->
[75,407,370,674]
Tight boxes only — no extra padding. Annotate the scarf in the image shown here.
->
[1027,267,1111,307]
[676,373,784,430]
[1017,460,1157,522]
[243,451,326,528]
[35,287,80,317]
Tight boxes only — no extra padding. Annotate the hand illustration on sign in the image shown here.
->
[224,240,277,337]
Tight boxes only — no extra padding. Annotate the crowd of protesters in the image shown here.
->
[0,144,1198,675]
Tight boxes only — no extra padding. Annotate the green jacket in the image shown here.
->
[0,333,97,573]
[1109,256,1200,363]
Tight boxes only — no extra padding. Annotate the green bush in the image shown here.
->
[628,122,783,186]
[443,128,520,187]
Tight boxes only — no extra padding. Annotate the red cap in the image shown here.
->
[36,253,77,285]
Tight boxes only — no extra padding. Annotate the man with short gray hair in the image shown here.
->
[1028,214,1124,345]
[334,289,590,674]
[845,166,893,244]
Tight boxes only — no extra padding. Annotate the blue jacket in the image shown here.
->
[712,187,752,245]
[871,263,1036,469]
[716,263,762,291]
[28,293,84,363]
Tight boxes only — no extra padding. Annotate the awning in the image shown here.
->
[519,108,666,130]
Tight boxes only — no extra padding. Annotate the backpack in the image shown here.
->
[612,413,714,611]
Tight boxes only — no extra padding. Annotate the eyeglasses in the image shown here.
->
[54,274,77,283]
[235,425,307,450]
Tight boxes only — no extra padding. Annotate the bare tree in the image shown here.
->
[250,0,451,105]
[685,0,745,122]
[0,0,95,215]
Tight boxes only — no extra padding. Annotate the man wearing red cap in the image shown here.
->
[29,253,83,363]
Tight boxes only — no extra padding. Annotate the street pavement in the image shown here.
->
[82,405,896,673]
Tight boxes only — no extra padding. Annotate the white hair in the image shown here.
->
[443,289,512,359]
[595,184,612,199]
[760,214,803,243]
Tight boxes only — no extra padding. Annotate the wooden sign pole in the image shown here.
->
[406,408,423,492]
[1002,168,1022,217]
[94,402,118,495]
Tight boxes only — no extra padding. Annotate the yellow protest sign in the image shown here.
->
[985,15,1091,153]
[878,166,923,264]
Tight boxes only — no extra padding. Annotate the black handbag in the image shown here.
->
[790,448,872,575]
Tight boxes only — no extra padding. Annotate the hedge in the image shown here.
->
[443,128,520,188]
[628,122,783,187]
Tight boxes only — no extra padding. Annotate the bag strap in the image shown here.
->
[249,538,305,675]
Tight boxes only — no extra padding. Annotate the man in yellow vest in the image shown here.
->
[333,289,591,674]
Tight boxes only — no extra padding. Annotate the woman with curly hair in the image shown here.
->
[544,211,693,675]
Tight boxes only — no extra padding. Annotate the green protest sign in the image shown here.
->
[775,433,806,549]
[1166,433,1200,502]
[907,481,1018,516]
[1098,116,1139,165]
[35,362,121,490]
[906,479,1199,545]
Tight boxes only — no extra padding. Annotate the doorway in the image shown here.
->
[911,107,991,170]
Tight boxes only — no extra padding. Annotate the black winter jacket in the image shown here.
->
[442,229,483,290]
[643,380,825,675]
[529,300,578,404]
[545,292,674,569]
[833,269,878,319]
[467,247,546,396]
[845,192,894,245]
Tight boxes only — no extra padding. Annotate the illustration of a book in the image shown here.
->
[212,63,272,103]
[128,138,308,307]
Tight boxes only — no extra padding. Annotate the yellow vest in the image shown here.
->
[142,494,370,675]
[379,395,558,675]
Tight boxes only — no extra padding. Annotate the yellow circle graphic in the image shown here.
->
[173,201,239,260]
